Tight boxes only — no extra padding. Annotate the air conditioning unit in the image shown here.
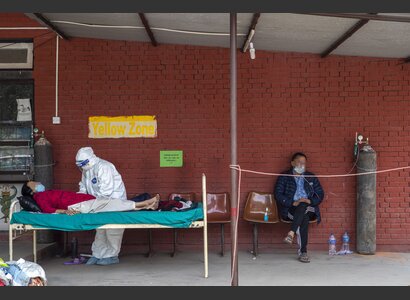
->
[0,42,33,70]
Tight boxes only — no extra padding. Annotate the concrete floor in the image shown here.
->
[36,249,410,286]
[0,240,56,262]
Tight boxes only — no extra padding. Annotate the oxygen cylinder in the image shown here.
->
[356,145,377,254]
[34,132,55,243]
[71,237,78,259]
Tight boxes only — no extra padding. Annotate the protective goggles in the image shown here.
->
[76,159,90,167]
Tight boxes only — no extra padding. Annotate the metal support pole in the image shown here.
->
[221,224,225,256]
[171,229,177,257]
[252,223,258,258]
[9,201,15,261]
[55,35,59,118]
[9,223,13,261]
[146,229,153,257]
[33,230,37,263]
[230,12,239,286]
[202,174,209,278]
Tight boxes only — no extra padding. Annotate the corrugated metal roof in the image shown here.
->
[26,13,410,59]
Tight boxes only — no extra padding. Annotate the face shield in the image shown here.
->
[76,159,93,171]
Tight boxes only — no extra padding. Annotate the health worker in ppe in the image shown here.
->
[76,146,127,266]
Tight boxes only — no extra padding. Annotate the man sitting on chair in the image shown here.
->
[274,152,324,263]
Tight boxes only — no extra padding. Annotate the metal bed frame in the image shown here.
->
[8,174,209,278]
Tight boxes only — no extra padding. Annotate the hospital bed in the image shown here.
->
[8,175,209,278]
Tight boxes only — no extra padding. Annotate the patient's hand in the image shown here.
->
[66,209,80,216]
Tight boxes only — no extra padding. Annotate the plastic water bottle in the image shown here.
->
[328,233,337,256]
[264,207,269,222]
[341,231,352,254]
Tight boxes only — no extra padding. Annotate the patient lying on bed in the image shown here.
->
[21,181,159,215]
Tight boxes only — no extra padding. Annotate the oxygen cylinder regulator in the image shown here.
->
[354,132,369,158]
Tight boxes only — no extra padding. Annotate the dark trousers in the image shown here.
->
[130,193,152,202]
[288,202,315,253]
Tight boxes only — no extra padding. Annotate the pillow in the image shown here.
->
[17,196,42,213]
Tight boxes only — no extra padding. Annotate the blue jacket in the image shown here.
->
[274,168,324,224]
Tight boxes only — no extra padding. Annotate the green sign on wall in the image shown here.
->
[160,150,183,167]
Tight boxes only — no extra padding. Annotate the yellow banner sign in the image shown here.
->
[88,116,157,139]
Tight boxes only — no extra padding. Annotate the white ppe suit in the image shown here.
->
[76,147,127,259]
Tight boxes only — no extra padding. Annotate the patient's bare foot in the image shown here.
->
[134,194,160,210]
[134,197,154,208]
[145,194,160,210]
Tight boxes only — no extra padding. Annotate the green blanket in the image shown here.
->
[10,204,204,231]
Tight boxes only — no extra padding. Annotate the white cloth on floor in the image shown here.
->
[0,268,11,286]
[5,258,47,286]
[68,197,135,214]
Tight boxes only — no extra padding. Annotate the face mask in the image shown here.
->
[81,163,94,171]
[35,184,46,192]
[293,165,305,174]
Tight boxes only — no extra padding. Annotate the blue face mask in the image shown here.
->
[35,184,46,193]
[293,165,305,174]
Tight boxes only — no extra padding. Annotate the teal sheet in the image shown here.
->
[10,204,204,231]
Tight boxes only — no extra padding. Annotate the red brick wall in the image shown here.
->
[2,13,410,252]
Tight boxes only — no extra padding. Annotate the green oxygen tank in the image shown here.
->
[34,131,55,243]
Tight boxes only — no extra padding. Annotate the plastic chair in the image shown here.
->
[206,192,230,256]
[243,191,279,258]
